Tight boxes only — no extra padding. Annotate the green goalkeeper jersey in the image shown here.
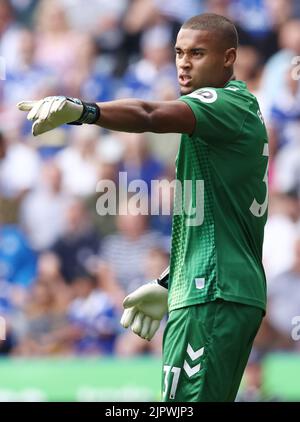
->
[168,80,268,312]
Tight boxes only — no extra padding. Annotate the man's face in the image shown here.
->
[175,28,230,95]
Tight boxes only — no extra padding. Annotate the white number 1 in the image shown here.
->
[250,143,269,218]
[163,365,181,400]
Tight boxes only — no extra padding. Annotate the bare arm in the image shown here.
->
[95,99,196,135]
[17,96,195,137]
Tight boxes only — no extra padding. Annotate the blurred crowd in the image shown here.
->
[0,0,300,401]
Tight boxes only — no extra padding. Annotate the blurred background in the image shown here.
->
[0,0,300,402]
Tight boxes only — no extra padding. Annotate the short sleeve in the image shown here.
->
[179,87,248,146]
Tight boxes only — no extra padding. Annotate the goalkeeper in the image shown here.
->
[18,14,268,402]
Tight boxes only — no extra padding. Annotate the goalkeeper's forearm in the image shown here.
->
[157,266,169,289]
[94,99,193,134]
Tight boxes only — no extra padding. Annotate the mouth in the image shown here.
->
[179,74,192,87]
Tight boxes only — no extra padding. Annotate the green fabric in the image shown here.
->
[168,80,268,312]
[162,299,263,402]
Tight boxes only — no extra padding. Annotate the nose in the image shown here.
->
[178,54,192,70]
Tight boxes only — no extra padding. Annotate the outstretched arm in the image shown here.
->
[17,96,195,137]
[96,99,195,134]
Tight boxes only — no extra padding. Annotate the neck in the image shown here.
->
[222,72,235,87]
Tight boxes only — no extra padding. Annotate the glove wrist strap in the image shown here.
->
[157,266,169,289]
[67,98,100,125]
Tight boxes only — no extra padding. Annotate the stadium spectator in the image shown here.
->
[88,133,124,237]
[153,0,205,24]
[33,0,86,91]
[260,19,300,118]
[51,198,101,283]
[118,132,165,194]
[20,161,71,251]
[99,206,164,307]
[115,247,169,356]
[8,0,39,25]
[263,191,299,281]
[268,73,300,190]
[259,237,300,352]
[55,125,102,197]
[0,0,23,72]
[0,129,40,199]
[234,45,263,95]
[65,273,119,355]
[61,0,128,72]
[0,223,37,289]
[117,24,178,100]
[13,271,119,356]
[64,35,115,102]
[2,29,56,108]
[36,252,68,292]
[12,279,70,356]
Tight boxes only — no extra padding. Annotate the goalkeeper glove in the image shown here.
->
[120,280,168,341]
[17,96,100,136]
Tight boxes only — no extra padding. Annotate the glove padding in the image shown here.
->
[120,281,168,341]
[17,96,83,136]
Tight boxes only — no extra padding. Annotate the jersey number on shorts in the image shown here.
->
[163,365,181,400]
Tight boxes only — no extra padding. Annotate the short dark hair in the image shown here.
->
[182,13,239,50]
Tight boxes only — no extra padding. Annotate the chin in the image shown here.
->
[180,87,194,95]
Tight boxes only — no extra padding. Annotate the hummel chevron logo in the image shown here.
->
[183,361,200,378]
[187,344,204,361]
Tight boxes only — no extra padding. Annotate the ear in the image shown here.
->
[224,48,237,68]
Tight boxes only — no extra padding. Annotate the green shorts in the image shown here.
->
[161,299,263,402]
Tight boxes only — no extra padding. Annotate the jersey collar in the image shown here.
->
[224,79,247,90]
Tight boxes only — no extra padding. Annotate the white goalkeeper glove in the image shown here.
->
[120,281,168,341]
[17,96,100,136]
